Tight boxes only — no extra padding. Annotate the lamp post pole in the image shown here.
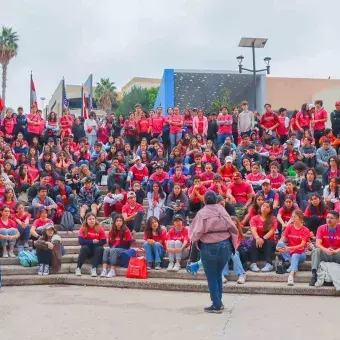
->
[252,42,257,111]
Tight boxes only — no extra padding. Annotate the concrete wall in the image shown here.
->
[122,77,161,95]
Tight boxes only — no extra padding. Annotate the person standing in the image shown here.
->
[231,107,239,145]
[189,191,238,314]
[84,111,98,151]
[313,100,328,148]
[238,101,254,136]
[217,107,233,147]
[277,108,290,145]
[330,101,340,138]
[260,103,280,139]
[169,107,183,151]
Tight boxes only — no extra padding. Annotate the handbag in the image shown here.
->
[126,256,148,279]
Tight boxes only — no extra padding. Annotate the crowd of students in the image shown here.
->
[0,99,340,289]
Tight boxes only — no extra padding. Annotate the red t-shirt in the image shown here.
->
[169,115,183,134]
[151,116,166,134]
[170,174,187,188]
[27,113,43,134]
[138,118,150,133]
[144,228,167,249]
[201,172,214,187]
[246,172,266,183]
[217,114,232,134]
[0,218,17,229]
[59,116,74,130]
[122,203,144,217]
[314,109,327,131]
[260,112,279,130]
[278,207,294,223]
[296,111,311,128]
[109,228,133,247]
[33,218,54,229]
[219,165,236,181]
[197,116,204,134]
[283,224,310,254]
[78,225,106,241]
[250,215,277,239]
[167,227,189,246]
[149,171,169,184]
[228,182,252,204]
[130,165,149,182]
[277,116,289,136]
[188,185,207,204]
[2,117,16,135]
[304,206,328,219]
[266,174,285,190]
[14,212,31,224]
[316,224,340,250]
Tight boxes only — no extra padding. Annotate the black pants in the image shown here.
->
[77,245,104,269]
[279,135,288,145]
[95,170,107,185]
[250,239,276,264]
[126,211,144,232]
[232,131,238,145]
[189,241,201,262]
[314,130,324,148]
[27,132,41,145]
[225,202,236,216]
[37,249,52,265]
[304,216,326,235]
[189,201,203,214]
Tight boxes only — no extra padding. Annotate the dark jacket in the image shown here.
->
[322,168,340,187]
[52,184,73,200]
[72,123,86,142]
[299,179,323,199]
[331,110,340,135]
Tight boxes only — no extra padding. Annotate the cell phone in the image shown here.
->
[176,199,181,206]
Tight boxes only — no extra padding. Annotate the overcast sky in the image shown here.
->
[2,0,339,110]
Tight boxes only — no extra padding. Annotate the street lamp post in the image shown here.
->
[236,37,271,112]
[40,97,46,110]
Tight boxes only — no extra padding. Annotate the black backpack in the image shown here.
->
[276,259,288,275]
[61,211,75,232]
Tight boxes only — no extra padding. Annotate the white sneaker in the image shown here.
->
[167,262,175,271]
[100,269,108,277]
[9,251,16,258]
[106,269,116,278]
[75,267,82,276]
[2,251,8,258]
[237,274,246,284]
[91,268,97,277]
[222,275,228,283]
[173,262,181,272]
[287,275,294,286]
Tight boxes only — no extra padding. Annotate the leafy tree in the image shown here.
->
[117,86,159,116]
[94,78,117,112]
[207,89,234,115]
[0,27,19,104]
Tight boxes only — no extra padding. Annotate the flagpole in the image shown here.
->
[81,84,84,118]
[61,77,65,116]
[30,71,33,109]
[89,74,93,110]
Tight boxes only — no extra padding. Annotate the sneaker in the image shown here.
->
[106,269,116,278]
[261,263,274,272]
[37,264,44,276]
[167,262,175,271]
[287,275,294,286]
[186,262,199,274]
[9,251,16,258]
[154,263,161,270]
[91,268,97,277]
[222,275,228,284]
[2,251,8,258]
[309,275,317,286]
[23,242,29,249]
[204,305,222,314]
[250,263,260,272]
[100,269,108,277]
[173,262,181,272]
[147,262,152,270]
[43,265,50,276]
[237,274,246,284]
[75,267,82,276]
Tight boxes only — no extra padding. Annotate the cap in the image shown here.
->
[261,179,271,185]
[172,214,184,222]
[286,140,294,145]
[248,144,255,150]
[18,106,23,110]
[134,156,141,161]
[204,190,218,205]
[44,223,55,231]
[254,140,262,145]
[47,137,55,142]
[213,174,222,181]
[225,156,233,163]
[336,101,340,106]
[308,104,315,110]
[127,191,136,198]
[271,139,280,145]
[69,133,74,137]
[155,163,164,169]
[241,100,249,106]
[84,177,93,183]
[232,172,241,179]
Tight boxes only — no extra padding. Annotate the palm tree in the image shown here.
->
[94,78,117,112]
[0,27,19,104]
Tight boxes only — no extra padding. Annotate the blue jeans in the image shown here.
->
[17,225,30,242]
[0,228,18,246]
[143,241,165,264]
[200,239,233,309]
[217,133,233,148]
[277,241,306,272]
[170,132,182,151]
[222,251,245,276]
[86,134,97,151]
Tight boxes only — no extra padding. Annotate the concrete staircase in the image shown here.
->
[1,187,340,297]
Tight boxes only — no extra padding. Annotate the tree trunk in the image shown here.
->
[2,63,7,105]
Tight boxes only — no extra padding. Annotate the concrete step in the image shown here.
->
[2,274,339,297]
[0,254,77,266]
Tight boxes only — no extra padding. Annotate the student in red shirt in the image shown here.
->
[169,107,183,150]
[201,163,215,189]
[296,103,312,139]
[249,201,277,272]
[166,214,189,272]
[1,108,16,143]
[149,107,166,139]
[218,156,237,182]
[143,216,167,270]
[0,188,17,214]
[277,108,290,144]
[14,202,31,250]
[217,107,233,147]
[183,109,193,135]
[0,205,19,258]
[27,106,45,144]
[227,172,253,208]
[207,174,228,198]
[266,161,285,191]
[31,207,55,240]
[122,191,145,232]
[277,210,310,286]
[99,214,133,278]
[277,195,299,234]
[309,210,340,286]
[188,176,207,213]
[138,111,150,142]
[304,193,328,235]
[75,213,106,277]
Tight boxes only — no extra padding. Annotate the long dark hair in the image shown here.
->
[145,216,162,239]
[108,214,127,243]
[262,201,274,233]
[41,228,58,241]
[254,193,265,215]
[283,194,295,213]
[309,193,327,215]
[150,181,165,199]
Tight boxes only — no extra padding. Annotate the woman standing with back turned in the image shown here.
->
[189,191,238,314]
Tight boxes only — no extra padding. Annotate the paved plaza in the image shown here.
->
[0,286,338,340]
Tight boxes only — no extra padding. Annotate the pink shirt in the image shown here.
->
[217,115,232,134]
[169,114,183,134]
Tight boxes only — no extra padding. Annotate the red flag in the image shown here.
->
[83,93,88,119]
[0,96,4,112]
[30,74,38,109]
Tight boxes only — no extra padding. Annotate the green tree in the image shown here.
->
[147,87,159,108]
[117,86,152,116]
[94,78,117,112]
[0,27,19,104]
[207,89,234,115]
